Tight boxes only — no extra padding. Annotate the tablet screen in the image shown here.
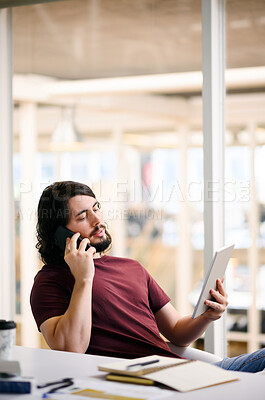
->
[192,244,235,319]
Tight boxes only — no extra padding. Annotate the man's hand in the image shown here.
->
[203,278,228,322]
[64,233,96,283]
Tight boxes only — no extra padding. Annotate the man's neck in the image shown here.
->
[93,252,101,259]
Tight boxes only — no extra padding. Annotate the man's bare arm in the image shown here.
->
[40,278,93,352]
[40,234,95,353]
[155,278,228,347]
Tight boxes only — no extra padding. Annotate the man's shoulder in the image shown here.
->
[96,255,146,274]
[34,261,70,280]
[97,254,142,266]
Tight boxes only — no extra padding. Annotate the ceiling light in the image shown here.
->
[50,106,83,151]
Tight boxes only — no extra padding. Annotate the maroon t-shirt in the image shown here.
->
[30,255,180,359]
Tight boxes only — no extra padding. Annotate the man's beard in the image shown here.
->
[92,230,112,253]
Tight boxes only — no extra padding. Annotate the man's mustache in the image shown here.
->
[91,223,107,236]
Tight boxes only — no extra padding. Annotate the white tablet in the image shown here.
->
[192,244,235,319]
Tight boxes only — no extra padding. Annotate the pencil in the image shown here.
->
[106,374,155,386]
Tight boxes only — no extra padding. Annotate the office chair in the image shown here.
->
[167,342,222,363]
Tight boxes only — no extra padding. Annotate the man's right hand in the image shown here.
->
[64,233,96,283]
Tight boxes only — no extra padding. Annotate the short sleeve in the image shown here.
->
[146,271,171,313]
[30,269,73,331]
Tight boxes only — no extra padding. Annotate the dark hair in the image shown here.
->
[36,181,96,264]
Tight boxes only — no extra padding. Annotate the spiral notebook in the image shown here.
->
[98,355,239,392]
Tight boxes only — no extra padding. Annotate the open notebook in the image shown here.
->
[98,355,239,392]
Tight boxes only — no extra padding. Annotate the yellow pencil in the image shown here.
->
[106,374,155,386]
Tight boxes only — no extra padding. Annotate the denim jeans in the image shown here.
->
[214,348,265,372]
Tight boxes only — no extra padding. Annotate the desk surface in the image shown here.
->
[1,346,265,400]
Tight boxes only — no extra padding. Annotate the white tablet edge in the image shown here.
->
[192,244,235,319]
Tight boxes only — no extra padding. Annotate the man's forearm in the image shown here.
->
[170,314,211,347]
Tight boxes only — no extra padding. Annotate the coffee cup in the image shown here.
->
[0,320,16,360]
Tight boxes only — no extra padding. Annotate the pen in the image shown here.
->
[126,359,159,369]
[37,377,73,389]
[40,378,74,398]
[47,379,74,393]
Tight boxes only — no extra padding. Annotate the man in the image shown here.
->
[31,180,265,371]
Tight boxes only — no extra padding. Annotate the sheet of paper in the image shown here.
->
[41,378,174,400]
[145,361,239,392]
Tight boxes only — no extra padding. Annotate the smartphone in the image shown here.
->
[54,225,90,251]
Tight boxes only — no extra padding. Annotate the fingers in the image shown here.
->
[78,237,90,252]
[87,245,96,256]
[76,238,95,255]
[216,278,227,298]
[209,281,228,305]
[204,278,229,320]
[64,233,81,255]
[209,290,228,307]
[65,233,96,255]
[205,298,227,313]
[69,232,81,252]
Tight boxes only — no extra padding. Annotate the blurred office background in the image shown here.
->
[7,0,265,356]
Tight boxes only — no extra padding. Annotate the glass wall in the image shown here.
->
[225,0,265,355]
[12,0,203,348]
[11,0,265,356]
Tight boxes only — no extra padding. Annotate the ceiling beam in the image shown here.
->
[47,67,265,97]
[14,67,265,104]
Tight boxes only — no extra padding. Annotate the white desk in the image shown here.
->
[1,346,265,399]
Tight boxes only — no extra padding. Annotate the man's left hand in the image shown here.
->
[203,278,228,321]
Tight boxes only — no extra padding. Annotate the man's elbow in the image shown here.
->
[42,331,89,353]
[40,320,90,353]
[50,340,88,354]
